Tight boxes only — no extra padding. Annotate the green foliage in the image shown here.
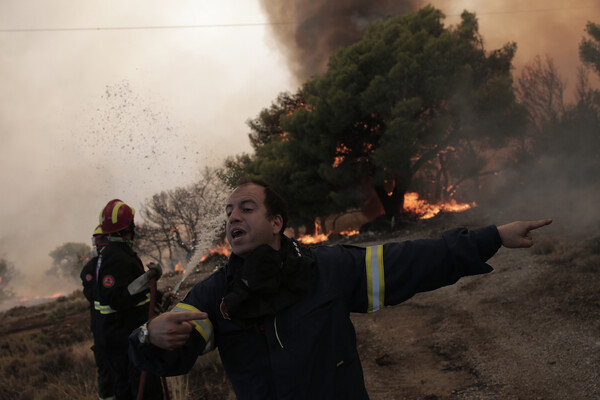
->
[47,242,90,281]
[232,6,525,224]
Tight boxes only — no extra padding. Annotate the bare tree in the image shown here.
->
[516,55,566,135]
[135,167,228,270]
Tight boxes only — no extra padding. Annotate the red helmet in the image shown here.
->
[99,199,135,234]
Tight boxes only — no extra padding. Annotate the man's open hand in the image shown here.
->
[148,311,208,350]
[497,219,553,248]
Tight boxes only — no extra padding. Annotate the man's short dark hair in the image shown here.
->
[236,177,288,234]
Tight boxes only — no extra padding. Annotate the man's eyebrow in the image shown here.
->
[240,199,257,207]
[225,199,257,210]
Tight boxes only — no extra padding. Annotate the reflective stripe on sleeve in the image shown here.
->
[365,245,385,313]
[135,293,151,307]
[93,293,150,315]
[94,300,116,314]
[172,302,215,353]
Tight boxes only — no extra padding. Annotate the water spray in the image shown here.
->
[169,212,227,301]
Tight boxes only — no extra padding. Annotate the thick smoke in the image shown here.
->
[258,0,598,92]
[258,0,418,82]
[258,0,600,235]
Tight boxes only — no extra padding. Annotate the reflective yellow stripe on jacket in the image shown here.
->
[172,302,215,354]
[94,293,150,314]
[365,245,385,313]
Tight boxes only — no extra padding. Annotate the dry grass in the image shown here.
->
[0,288,234,400]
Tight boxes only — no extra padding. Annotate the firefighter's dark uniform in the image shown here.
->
[81,255,115,400]
[129,226,501,399]
[94,240,163,400]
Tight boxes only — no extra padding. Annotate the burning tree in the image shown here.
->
[135,167,228,270]
[231,6,526,223]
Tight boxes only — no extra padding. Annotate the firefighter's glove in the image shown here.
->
[147,262,163,280]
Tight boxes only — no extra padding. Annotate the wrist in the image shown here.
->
[138,322,150,345]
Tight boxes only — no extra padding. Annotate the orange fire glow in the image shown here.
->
[297,220,360,244]
[332,144,351,168]
[297,220,329,244]
[18,292,66,303]
[404,192,476,220]
[199,243,231,262]
[173,261,185,274]
[339,228,360,237]
[297,232,329,244]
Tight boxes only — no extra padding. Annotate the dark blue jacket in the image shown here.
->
[129,226,501,399]
[94,241,151,354]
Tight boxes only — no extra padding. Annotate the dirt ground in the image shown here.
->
[347,215,600,400]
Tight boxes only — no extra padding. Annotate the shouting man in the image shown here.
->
[129,177,552,399]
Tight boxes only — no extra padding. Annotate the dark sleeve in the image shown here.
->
[312,225,501,313]
[381,225,500,307]
[129,278,218,376]
[80,258,96,304]
[129,325,207,377]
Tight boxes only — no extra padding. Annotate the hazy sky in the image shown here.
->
[0,0,294,301]
[0,0,597,303]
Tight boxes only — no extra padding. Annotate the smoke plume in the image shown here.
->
[258,0,418,82]
[258,0,598,93]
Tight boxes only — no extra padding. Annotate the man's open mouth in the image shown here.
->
[231,229,246,239]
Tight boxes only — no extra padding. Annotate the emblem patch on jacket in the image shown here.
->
[102,275,115,288]
[85,273,93,282]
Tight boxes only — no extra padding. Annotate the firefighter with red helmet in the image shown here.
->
[93,199,163,400]
[81,225,114,400]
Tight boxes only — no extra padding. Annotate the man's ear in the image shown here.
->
[271,214,283,234]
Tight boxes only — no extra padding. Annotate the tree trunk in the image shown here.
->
[373,171,411,221]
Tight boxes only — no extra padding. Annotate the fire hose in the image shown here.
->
[137,275,171,400]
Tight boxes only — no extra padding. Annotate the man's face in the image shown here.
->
[226,183,282,258]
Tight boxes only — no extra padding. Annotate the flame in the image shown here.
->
[173,261,185,274]
[297,232,329,244]
[339,228,359,237]
[199,243,231,262]
[297,220,330,244]
[404,192,476,220]
[332,144,351,168]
